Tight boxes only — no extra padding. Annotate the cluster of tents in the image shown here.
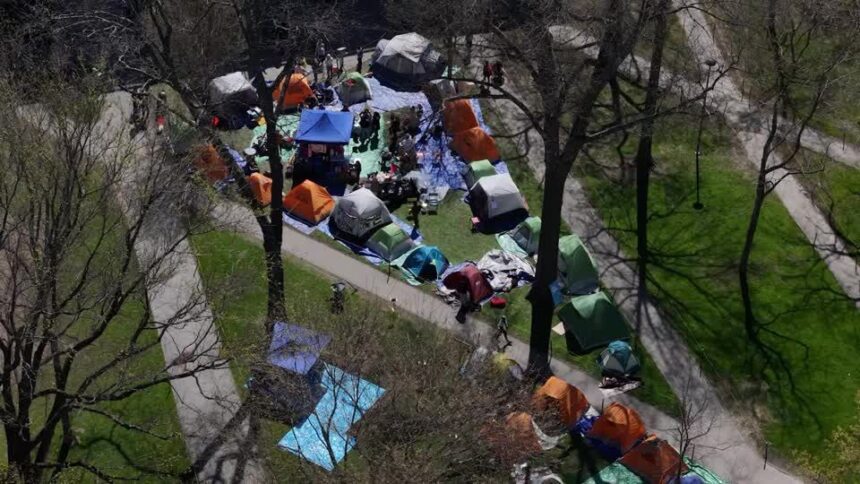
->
[489,376,724,484]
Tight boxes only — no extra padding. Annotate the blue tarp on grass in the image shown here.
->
[278,364,385,471]
[267,322,331,375]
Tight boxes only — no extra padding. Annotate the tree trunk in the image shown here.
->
[739,172,767,341]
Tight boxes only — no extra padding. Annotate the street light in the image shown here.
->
[693,59,717,210]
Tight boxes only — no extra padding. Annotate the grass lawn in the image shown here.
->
[190,230,613,481]
[795,149,860,250]
[568,108,860,477]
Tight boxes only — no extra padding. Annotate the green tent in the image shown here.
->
[463,159,495,189]
[366,223,414,261]
[557,291,630,354]
[512,216,541,255]
[558,234,599,294]
[336,72,373,107]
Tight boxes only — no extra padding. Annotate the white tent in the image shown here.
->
[330,188,392,241]
[371,33,446,89]
[208,72,257,112]
[469,173,527,221]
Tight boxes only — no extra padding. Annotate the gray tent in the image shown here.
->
[330,188,392,242]
[371,33,446,90]
[208,72,257,115]
[469,174,528,222]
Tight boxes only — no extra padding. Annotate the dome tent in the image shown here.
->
[401,246,449,282]
[469,173,528,232]
[597,340,641,377]
[443,99,479,135]
[557,291,630,354]
[558,234,599,294]
[442,263,493,304]
[451,126,500,161]
[463,159,496,189]
[208,72,258,118]
[586,402,647,460]
[248,172,272,206]
[366,223,414,261]
[336,72,373,107]
[511,216,541,255]
[371,32,446,90]
[282,180,335,224]
[330,188,392,243]
[532,376,590,428]
[619,436,688,484]
[273,73,313,109]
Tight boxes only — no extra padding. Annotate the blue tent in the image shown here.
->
[597,340,641,377]
[402,246,449,282]
[267,321,332,375]
[294,110,354,145]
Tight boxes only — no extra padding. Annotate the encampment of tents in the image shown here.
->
[469,173,528,232]
[598,340,641,377]
[248,172,272,206]
[336,72,373,107]
[463,159,496,189]
[366,223,414,261]
[443,99,479,135]
[557,291,630,354]
[586,402,647,460]
[330,188,392,242]
[442,263,494,304]
[208,71,258,117]
[273,73,313,109]
[451,126,500,161]
[558,234,599,294]
[295,110,354,145]
[371,32,446,90]
[401,245,449,282]
[619,436,688,484]
[192,144,229,183]
[282,180,335,224]
[533,376,590,428]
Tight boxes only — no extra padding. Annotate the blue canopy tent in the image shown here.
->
[267,321,332,375]
[295,110,354,145]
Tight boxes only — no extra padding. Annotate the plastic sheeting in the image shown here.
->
[278,364,385,471]
[476,250,535,292]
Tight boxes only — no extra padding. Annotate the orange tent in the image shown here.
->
[533,376,590,428]
[586,402,646,456]
[192,144,229,183]
[619,436,688,484]
[273,73,313,108]
[248,173,272,206]
[483,412,542,465]
[443,99,479,135]
[451,127,500,162]
[282,180,334,223]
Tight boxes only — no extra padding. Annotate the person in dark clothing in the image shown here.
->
[356,48,364,73]
[493,60,505,86]
[409,199,421,231]
[482,61,492,84]
[359,108,372,142]
[389,115,401,153]
[371,112,381,140]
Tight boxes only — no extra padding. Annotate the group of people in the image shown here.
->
[357,106,381,144]
[482,60,506,87]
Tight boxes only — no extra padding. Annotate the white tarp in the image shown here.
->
[331,188,392,239]
[477,250,535,292]
[470,173,527,220]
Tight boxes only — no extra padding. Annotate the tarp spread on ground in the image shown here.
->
[283,179,335,224]
[393,245,449,284]
[476,250,535,292]
[558,291,630,354]
[336,72,373,107]
[586,402,647,460]
[497,216,541,257]
[267,321,331,375]
[278,364,385,471]
[581,462,645,484]
[366,223,415,261]
[558,234,599,294]
[440,262,494,304]
[371,32,446,90]
[330,188,392,242]
[295,110,354,145]
[251,114,301,171]
[532,376,590,428]
[619,436,688,484]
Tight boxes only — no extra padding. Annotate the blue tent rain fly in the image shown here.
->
[267,321,332,375]
[294,110,355,145]
[402,246,449,282]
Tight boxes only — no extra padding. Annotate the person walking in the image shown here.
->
[355,48,364,73]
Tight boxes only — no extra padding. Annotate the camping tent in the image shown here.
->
[451,127,501,161]
[336,72,373,107]
[619,437,688,484]
[366,223,414,261]
[511,217,541,255]
[273,73,313,109]
[371,32,446,90]
[598,340,641,377]
[442,263,494,304]
[587,402,647,460]
[282,180,335,224]
[208,72,258,116]
[330,188,392,242]
[558,234,599,294]
[532,376,590,428]
[443,99,479,135]
[581,462,645,484]
[401,246,449,282]
[557,291,630,354]
[294,110,354,145]
[469,173,528,226]
[463,159,496,189]
[248,173,272,206]
[192,144,229,183]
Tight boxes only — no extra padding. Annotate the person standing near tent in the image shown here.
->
[389,115,401,153]
[482,61,492,84]
[409,198,421,234]
[325,53,335,81]
[359,107,372,142]
[492,60,505,87]
[371,112,381,141]
[355,48,364,73]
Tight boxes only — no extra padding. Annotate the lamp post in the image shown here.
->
[693,59,717,210]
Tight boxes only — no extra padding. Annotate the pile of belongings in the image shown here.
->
[477,250,535,292]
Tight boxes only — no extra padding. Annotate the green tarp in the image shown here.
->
[581,462,644,484]
[557,291,630,354]
[464,159,495,188]
[558,234,599,294]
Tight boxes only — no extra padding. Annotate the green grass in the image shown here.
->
[571,110,860,477]
[796,150,860,249]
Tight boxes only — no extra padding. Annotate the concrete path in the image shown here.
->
[97,93,266,483]
[672,2,860,306]
[216,200,799,482]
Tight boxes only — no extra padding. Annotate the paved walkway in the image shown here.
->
[672,2,860,306]
[97,93,266,483]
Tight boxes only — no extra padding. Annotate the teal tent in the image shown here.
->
[597,340,641,377]
[401,246,449,282]
[557,292,630,354]
[558,234,599,294]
